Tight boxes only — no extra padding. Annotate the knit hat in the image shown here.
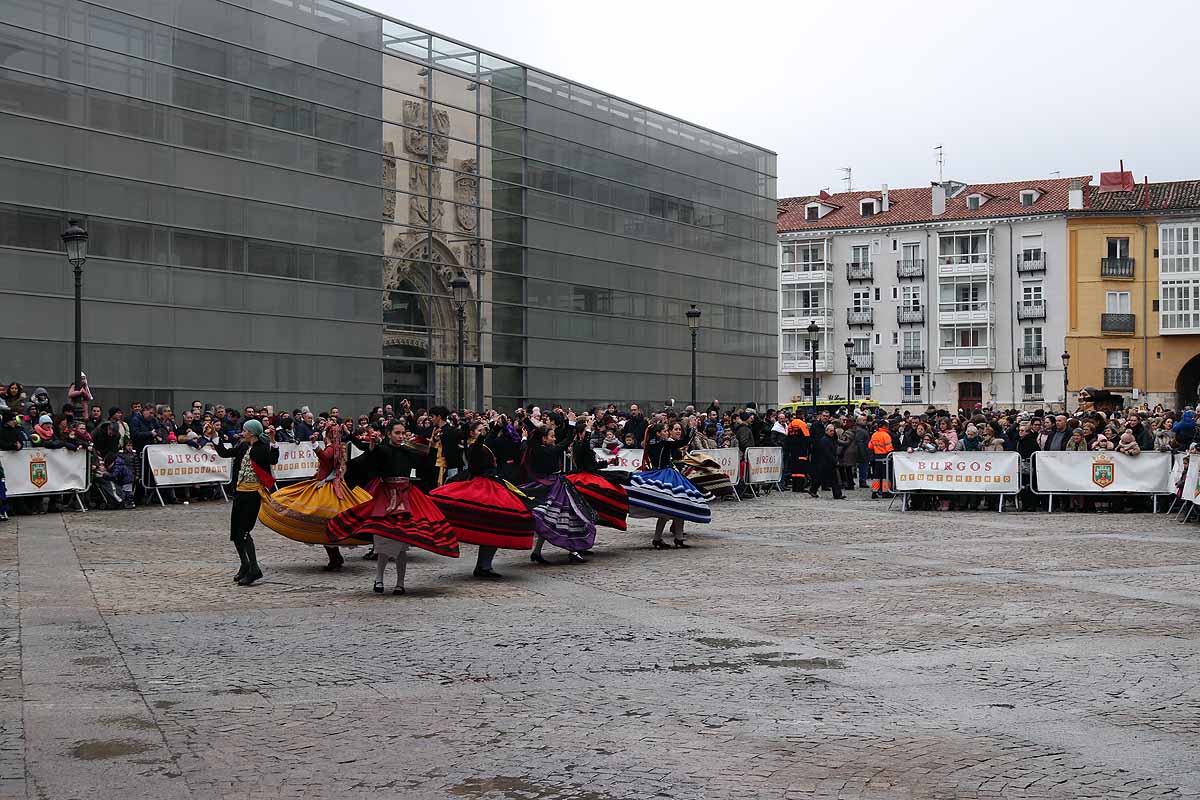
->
[242,418,269,444]
[38,414,51,425]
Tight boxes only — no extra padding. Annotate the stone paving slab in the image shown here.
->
[5,493,1200,798]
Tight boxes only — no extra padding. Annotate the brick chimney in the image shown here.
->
[1068,178,1084,210]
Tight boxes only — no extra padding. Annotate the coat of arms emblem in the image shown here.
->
[29,453,48,489]
[1091,453,1115,489]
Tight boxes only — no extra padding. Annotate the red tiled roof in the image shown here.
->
[1082,180,1200,213]
[777,177,1090,233]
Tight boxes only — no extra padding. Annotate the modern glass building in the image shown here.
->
[0,0,777,413]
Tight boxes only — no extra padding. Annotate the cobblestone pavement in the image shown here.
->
[7,490,1200,799]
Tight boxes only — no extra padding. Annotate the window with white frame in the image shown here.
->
[1023,327,1043,351]
[938,230,991,265]
[1161,279,1200,332]
[1020,190,1037,207]
[901,285,922,310]
[781,288,826,318]
[939,280,989,312]
[860,199,876,216]
[851,244,870,265]
[1106,291,1131,314]
[902,374,922,400]
[1106,237,1130,259]
[891,332,899,345]
[1106,349,1130,369]
[806,206,819,221]
[851,336,870,357]
[902,242,920,263]
[1022,284,1043,308]
[1020,234,1043,263]
[902,330,921,352]
[940,326,989,348]
[967,195,982,210]
[1023,373,1043,397]
[1161,223,1200,274]
[853,375,872,399]
[781,241,826,273]
[851,289,871,311]
[801,376,821,398]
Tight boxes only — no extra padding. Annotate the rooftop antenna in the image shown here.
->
[934,145,944,183]
[838,167,853,192]
[1050,170,1061,178]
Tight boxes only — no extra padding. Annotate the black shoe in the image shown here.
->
[237,565,263,586]
[652,540,672,550]
[808,492,819,498]
[673,539,690,549]
[373,581,384,594]
[393,586,405,595]
[568,551,587,564]
[530,553,549,564]
[871,492,879,499]
[233,540,248,584]
[858,481,869,488]
[363,548,378,561]
[323,551,345,571]
[473,568,503,580]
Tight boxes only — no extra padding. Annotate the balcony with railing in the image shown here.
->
[846,308,874,326]
[1017,347,1047,367]
[897,259,925,279]
[897,350,924,369]
[849,352,873,370]
[846,261,874,281]
[938,302,995,324]
[1017,255,1047,274]
[939,346,995,369]
[781,352,832,373]
[781,264,834,285]
[1100,257,1135,279]
[1023,390,1044,402]
[897,306,925,324]
[937,253,994,277]
[1104,367,1133,387]
[1101,313,1136,333]
[1017,301,1046,320]
[781,308,832,330]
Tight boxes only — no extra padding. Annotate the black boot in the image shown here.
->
[238,535,263,586]
[233,538,249,584]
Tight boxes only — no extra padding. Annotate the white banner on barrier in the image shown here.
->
[892,451,1020,492]
[144,444,231,486]
[694,448,742,486]
[1182,456,1200,504]
[0,447,88,495]
[275,442,319,481]
[1033,451,1173,494]
[594,448,643,471]
[745,447,783,483]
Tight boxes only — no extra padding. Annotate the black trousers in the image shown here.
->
[230,490,261,542]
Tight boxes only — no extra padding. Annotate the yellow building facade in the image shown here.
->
[1066,182,1200,408]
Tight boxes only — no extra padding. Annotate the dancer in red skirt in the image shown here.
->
[328,419,458,594]
[566,425,629,532]
[430,441,534,581]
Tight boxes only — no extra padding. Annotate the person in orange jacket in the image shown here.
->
[867,422,895,498]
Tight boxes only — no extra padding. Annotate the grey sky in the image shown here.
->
[374,0,1199,198]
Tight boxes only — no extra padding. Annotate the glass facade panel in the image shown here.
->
[0,0,775,410]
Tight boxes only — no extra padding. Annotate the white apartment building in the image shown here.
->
[777,177,1085,410]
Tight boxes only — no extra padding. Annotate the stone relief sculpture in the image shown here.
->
[454,158,479,233]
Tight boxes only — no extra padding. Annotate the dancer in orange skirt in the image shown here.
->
[257,421,371,570]
[328,419,458,595]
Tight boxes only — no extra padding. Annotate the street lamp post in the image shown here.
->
[450,272,470,411]
[61,219,89,393]
[686,304,701,408]
[806,320,820,411]
[1061,350,1071,412]
[844,338,855,409]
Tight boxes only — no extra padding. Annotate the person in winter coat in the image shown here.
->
[1173,409,1196,444]
[836,420,858,490]
[867,423,895,498]
[783,417,811,492]
[1117,431,1141,456]
[732,413,755,452]
[1065,429,1089,451]
[1153,426,1176,452]
[851,416,871,488]
[808,424,844,500]
[981,426,1006,451]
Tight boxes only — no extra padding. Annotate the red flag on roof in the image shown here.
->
[1098,171,1135,193]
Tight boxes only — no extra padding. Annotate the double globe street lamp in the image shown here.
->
[806,319,820,411]
[844,338,855,408]
[686,304,701,408]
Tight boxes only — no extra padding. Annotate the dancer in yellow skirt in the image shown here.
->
[258,421,371,570]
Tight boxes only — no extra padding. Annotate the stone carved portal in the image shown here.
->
[382,235,477,365]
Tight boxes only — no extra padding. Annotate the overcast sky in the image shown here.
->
[375,0,1198,199]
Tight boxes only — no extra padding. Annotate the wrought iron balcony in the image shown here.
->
[1100,257,1135,278]
[897,350,924,369]
[846,308,874,326]
[897,307,925,324]
[1023,391,1043,402]
[1101,313,1136,333]
[1017,301,1046,320]
[1017,347,1047,367]
[897,259,925,279]
[846,261,874,281]
[849,352,873,370]
[1104,367,1133,387]
[1017,256,1046,274]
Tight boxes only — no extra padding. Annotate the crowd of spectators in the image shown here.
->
[1,375,1196,519]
